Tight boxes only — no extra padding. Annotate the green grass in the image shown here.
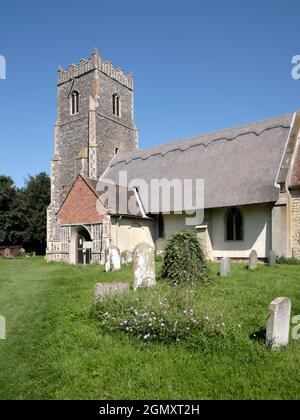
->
[0,257,300,400]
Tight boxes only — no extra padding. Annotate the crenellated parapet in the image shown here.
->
[57,49,134,90]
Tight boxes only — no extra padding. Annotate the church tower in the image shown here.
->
[47,49,138,259]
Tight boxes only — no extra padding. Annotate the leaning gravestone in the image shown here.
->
[121,250,133,265]
[220,257,231,277]
[266,297,292,348]
[268,250,277,266]
[94,282,129,305]
[248,250,258,270]
[133,243,156,291]
[105,246,121,272]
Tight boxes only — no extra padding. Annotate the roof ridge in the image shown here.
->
[111,113,292,167]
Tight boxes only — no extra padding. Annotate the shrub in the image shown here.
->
[277,256,300,265]
[161,231,209,284]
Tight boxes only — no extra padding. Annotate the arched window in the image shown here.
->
[112,93,121,117]
[226,207,243,241]
[71,91,79,115]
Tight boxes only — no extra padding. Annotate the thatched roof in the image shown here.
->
[104,114,293,211]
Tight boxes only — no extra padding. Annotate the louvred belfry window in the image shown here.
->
[71,91,79,115]
[112,93,121,117]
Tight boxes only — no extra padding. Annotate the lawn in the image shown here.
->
[0,257,299,400]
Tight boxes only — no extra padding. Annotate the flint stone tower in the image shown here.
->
[47,49,138,259]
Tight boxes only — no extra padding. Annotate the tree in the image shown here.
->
[0,176,17,244]
[0,173,50,254]
[21,173,50,254]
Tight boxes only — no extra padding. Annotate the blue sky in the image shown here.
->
[1,0,300,187]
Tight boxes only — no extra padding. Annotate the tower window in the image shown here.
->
[115,147,119,155]
[112,93,121,117]
[226,207,243,241]
[71,91,79,115]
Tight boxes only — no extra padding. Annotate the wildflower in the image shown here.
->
[204,316,210,321]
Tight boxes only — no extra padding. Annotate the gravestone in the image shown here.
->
[266,297,292,348]
[248,250,258,270]
[220,257,231,277]
[121,250,133,265]
[3,248,11,259]
[94,282,129,305]
[1,246,24,259]
[133,243,156,291]
[18,248,25,257]
[105,246,121,272]
[268,250,277,266]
